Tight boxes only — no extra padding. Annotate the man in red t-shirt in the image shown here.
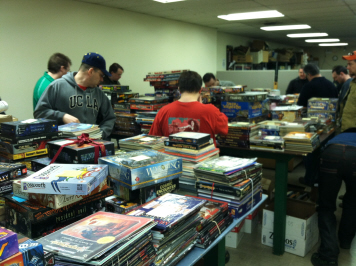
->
[149,71,228,145]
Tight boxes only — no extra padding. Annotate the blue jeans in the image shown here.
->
[317,144,356,260]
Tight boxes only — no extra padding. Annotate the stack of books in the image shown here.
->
[161,132,219,192]
[113,113,141,136]
[118,134,168,151]
[249,135,284,152]
[128,193,206,265]
[278,122,309,137]
[217,122,260,148]
[194,156,263,219]
[135,111,158,134]
[129,96,169,113]
[258,121,283,136]
[283,132,320,152]
[144,70,189,103]
[0,119,59,161]
[0,162,27,197]
[38,212,157,266]
[201,85,246,109]
[58,123,102,139]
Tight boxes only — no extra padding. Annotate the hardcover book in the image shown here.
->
[37,212,154,262]
[20,164,108,195]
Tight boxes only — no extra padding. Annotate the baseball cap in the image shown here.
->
[342,51,356,61]
[82,52,111,77]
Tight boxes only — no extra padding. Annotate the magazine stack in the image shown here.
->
[217,122,260,149]
[283,132,320,152]
[118,134,168,151]
[194,156,263,218]
[128,193,206,265]
[135,111,158,134]
[161,132,219,192]
[38,211,157,266]
[58,123,102,139]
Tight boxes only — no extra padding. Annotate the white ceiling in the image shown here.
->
[73,0,356,48]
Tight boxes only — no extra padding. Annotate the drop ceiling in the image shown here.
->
[73,0,356,48]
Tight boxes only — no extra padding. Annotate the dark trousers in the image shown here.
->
[303,152,320,186]
[317,144,356,260]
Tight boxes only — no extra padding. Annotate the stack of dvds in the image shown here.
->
[283,132,320,152]
[128,193,206,265]
[112,113,141,136]
[38,212,157,266]
[6,164,111,238]
[161,132,220,192]
[249,135,284,152]
[0,118,59,161]
[144,70,189,102]
[217,122,260,148]
[194,156,263,219]
[58,123,102,139]
[118,134,168,151]
[135,111,158,134]
[129,96,169,113]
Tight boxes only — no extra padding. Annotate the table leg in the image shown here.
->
[203,237,226,266]
[273,158,290,255]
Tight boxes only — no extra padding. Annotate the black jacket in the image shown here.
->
[286,77,308,94]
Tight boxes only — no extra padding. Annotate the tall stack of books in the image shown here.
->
[161,132,219,192]
[0,119,60,165]
[7,164,111,238]
[58,123,102,139]
[283,132,320,152]
[129,96,169,113]
[113,113,141,136]
[135,111,158,134]
[144,69,189,102]
[194,156,263,219]
[118,134,167,151]
[217,122,260,149]
[38,212,157,266]
[128,193,206,265]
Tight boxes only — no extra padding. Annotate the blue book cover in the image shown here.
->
[127,193,206,230]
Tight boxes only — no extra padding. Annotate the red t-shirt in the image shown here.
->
[149,101,228,145]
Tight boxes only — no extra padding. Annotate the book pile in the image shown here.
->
[144,69,189,103]
[278,122,309,137]
[161,132,219,192]
[307,97,338,123]
[113,113,141,136]
[38,211,157,266]
[58,123,102,139]
[135,111,158,134]
[283,132,320,152]
[249,135,284,152]
[118,134,168,151]
[129,96,169,113]
[128,193,206,265]
[258,121,283,136]
[217,122,260,148]
[194,156,263,218]
[0,118,59,161]
[201,85,246,109]
[6,164,111,238]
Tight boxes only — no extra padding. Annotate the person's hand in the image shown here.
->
[63,114,80,124]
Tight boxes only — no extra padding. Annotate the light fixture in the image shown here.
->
[261,25,310,31]
[153,0,185,3]
[306,39,340,43]
[287,33,328,38]
[218,10,284,21]
[319,43,348,46]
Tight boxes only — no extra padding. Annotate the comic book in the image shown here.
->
[38,212,154,262]
[127,193,206,230]
[58,123,101,138]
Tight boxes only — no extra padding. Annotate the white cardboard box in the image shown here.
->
[261,199,318,257]
[244,208,259,234]
[226,220,245,248]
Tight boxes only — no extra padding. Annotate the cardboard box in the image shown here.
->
[271,110,302,122]
[0,227,19,261]
[307,98,338,112]
[261,199,319,257]
[308,111,336,122]
[1,119,57,138]
[0,251,24,265]
[225,220,245,248]
[244,209,259,234]
[0,139,49,155]
[251,40,266,51]
[251,50,269,64]
[19,239,44,266]
[221,101,263,119]
[233,47,252,63]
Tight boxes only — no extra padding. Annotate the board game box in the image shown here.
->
[0,227,19,261]
[221,101,263,119]
[19,239,44,266]
[0,131,62,145]
[0,162,27,183]
[1,119,57,138]
[0,139,49,154]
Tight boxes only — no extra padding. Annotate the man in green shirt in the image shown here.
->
[33,53,72,110]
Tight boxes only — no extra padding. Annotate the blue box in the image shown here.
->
[19,239,44,266]
[221,101,263,119]
[1,119,57,138]
[98,150,182,190]
[307,98,338,112]
[0,227,19,261]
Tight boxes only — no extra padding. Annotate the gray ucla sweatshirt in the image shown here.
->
[34,72,115,139]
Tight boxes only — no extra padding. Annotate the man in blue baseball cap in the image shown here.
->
[34,52,116,139]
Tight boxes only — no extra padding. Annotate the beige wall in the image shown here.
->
[304,46,349,69]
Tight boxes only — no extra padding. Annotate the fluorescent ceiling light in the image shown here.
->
[319,43,348,46]
[261,25,310,31]
[154,0,184,3]
[218,10,284,21]
[287,33,328,38]
[305,39,340,43]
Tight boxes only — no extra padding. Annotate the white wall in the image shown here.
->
[305,47,349,69]
[0,0,217,120]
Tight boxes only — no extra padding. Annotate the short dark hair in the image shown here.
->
[303,64,320,76]
[332,65,348,75]
[178,71,202,93]
[47,53,72,73]
[79,63,99,72]
[109,63,124,74]
[203,73,216,83]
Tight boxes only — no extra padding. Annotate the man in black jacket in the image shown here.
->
[286,67,308,94]
[101,63,124,85]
